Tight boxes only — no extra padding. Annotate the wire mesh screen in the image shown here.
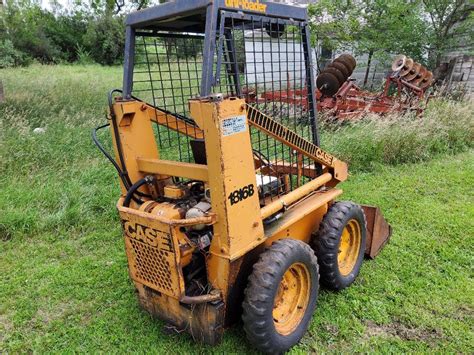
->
[132,33,204,162]
[130,14,317,206]
[215,15,317,205]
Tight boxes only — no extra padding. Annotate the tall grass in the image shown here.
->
[321,99,474,171]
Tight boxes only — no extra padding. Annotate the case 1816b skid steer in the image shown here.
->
[93,1,391,352]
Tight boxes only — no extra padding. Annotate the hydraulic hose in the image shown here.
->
[92,123,130,189]
[123,176,155,208]
[99,89,201,206]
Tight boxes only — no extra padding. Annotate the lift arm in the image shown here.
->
[246,105,348,182]
[125,100,347,183]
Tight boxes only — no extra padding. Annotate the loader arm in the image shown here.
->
[246,105,348,183]
[141,103,204,139]
[136,101,347,184]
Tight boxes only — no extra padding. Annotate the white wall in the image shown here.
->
[244,38,317,90]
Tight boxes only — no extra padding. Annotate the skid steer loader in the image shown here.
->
[93,1,391,352]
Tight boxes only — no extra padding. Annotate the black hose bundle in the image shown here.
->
[92,89,153,205]
[123,176,156,207]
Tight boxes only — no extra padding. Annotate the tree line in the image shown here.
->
[0,0,146,67]
[0,0,472,69]
[310,0,473,72]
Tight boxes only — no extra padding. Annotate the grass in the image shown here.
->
[320,100,474,171]
[1,64,473,353]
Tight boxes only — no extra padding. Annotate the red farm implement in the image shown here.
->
[247,54,435,120]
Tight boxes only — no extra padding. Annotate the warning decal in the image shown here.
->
[221,115,247,136]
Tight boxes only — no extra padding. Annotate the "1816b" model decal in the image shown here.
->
[228,184,255,205]
[121,220,173,252]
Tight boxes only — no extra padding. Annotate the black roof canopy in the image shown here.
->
[125,0,308,32]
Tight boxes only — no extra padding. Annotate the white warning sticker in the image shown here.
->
[221,115,247,136]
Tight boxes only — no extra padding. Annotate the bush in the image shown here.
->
[3,5,63,63]
[3,4,125,66]
[43,12,88,62]
[0,40,30,68]
[75,44,94,65]
[83,16,125,65]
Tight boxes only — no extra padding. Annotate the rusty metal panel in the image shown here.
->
[134,281,225,345]
[362,205,392,259]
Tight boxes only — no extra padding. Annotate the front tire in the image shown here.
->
[312,201,367,291]
[242,239,319,354]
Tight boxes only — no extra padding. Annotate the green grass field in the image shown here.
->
[1,65,473,353]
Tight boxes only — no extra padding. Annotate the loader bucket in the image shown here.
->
[361,205,392,259]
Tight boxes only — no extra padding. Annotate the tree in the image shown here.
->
[309,0,428,81]
[356,0,427,84]
[308,0,360,70]
[422,0,474,67]
[83,14,125,65]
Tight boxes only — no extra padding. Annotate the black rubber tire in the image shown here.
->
[265,23,286,38]
[242,239,319,354]
[312,201,367,291]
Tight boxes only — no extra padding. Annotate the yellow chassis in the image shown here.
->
[111,96,389,343]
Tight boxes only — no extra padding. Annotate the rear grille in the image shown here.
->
[125,235,182,298]
[129,239,173,293]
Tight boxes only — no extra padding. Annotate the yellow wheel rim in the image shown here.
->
[338,219,362,276]
[272,263,311,335]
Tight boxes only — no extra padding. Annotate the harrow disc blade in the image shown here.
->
[328,61,350,78]
[316,72,340,96]
[336,54,356,70]
[333,57,353,76]
[412,66,427,86]
[392,54,407,72]
[419,71,433,90]
[400,57,414,77]
[405,62,421,81]
[323,67,345,86]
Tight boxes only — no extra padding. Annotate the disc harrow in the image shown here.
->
[252,54,435,120]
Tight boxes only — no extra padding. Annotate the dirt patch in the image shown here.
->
[0,312,14,345]
[454,305,474,321]
[323,323,340,336]
[33,301,73,325]
[365,320,444,342]
[0,224,12,242]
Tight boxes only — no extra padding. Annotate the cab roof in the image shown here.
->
[125,0,308,32]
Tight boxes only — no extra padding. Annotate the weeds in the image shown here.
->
[321,99,474,171]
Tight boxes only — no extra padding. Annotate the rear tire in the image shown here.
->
[242,239,319,354]
[312,201,366,291]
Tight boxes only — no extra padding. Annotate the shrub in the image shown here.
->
[75,44,94,65]
[43,12,88,62]
[83,15,125,65]
[0,40,30,68]
[3,5,63,63]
